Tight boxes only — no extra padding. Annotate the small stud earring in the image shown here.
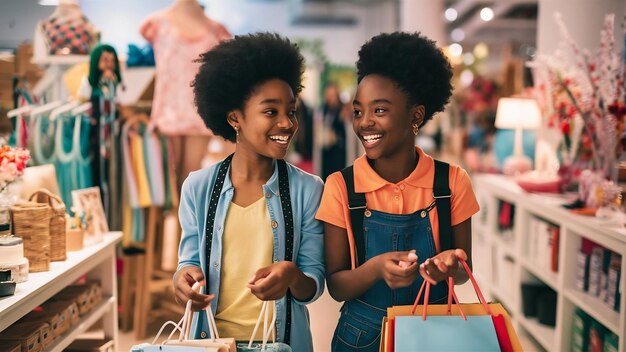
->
[412,124,419,136]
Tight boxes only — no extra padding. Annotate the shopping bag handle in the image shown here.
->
[410,258,491,319]
[151,282,220,346]
[248,300,277,350]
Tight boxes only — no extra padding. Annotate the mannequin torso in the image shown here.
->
[139,0,231,136]
[33,0,99,61]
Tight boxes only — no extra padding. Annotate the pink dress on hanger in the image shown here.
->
[141,15,231,136]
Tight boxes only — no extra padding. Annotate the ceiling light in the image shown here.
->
[451,28,465,42]
[448,43,463,57]
[445,8,458,22]
[480,7,494,22]
[473,42,489,59]
[38,0,59,5]
[460,69,474,87]
[463,53,475,66]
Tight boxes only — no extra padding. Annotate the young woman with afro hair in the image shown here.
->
[174,32,324,352]
[316,32,480,351]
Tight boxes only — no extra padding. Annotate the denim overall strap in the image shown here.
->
[433,160,452,251]
[340,166,366,267]
[204,156,294,345]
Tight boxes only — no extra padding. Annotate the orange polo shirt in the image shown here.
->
[316,147,480,269]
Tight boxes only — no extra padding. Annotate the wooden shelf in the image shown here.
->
[47,297,114,352]
[473,174,626,352]
[564,289,620,334]
[0,232,121,349]
[517,315,556,352]
[520,259,559,291]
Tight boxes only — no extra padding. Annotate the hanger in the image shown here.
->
[125,110,152,131]
[50,100,80,121]
[7,105,33,119]
[30,101,64,118]
[71,102,92,116]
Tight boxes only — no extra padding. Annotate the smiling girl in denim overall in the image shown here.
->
[316,32,480,351]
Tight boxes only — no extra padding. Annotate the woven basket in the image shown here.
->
[29,189,66,261]
[11,201,51,272]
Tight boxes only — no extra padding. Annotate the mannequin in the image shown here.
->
[140,0,234,190]
[33,0,99,63]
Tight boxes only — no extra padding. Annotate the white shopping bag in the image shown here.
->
[131,283,235,352]
[236,300,292,352]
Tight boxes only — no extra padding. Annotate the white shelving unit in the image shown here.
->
[0,232,122,351]
[473,174,626,352]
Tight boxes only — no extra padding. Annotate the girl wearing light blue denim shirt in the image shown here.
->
[174,33,325,352]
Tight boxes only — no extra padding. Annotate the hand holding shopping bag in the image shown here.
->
[131,282,236,352]
[382,259,520,352]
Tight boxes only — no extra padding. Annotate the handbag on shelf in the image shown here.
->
[29,189,67,261]
[381,259,521,352]
[131,284,235,352]
[11,200,51,272]
[236,300,292,352]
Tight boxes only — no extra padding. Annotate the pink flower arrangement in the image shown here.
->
[529,13,626,179]
[0,145,30,193]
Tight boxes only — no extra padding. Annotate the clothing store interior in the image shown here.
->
[0,0,626,351]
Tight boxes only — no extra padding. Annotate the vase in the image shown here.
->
[0,180,22,208]
[0,180,21,237]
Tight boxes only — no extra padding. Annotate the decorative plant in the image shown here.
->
[528,13,626,180]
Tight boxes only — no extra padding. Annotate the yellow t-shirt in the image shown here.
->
[216,197,274,341]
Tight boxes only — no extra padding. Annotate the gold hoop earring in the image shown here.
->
[412,124,419,136]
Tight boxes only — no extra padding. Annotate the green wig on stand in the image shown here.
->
[88,44,122,96]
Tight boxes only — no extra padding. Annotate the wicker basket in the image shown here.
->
[29,189,66,261]
[0,320,49,352]
[50,284,91,316]
[11,201,51,273]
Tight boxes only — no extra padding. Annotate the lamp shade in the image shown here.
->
[495,97,541,129]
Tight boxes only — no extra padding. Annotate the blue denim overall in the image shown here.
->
[331,207,448,351]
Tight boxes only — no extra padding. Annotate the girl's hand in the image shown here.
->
[375,250,419,289]
[173,266,214,311]
[101,69,117,82]
[247,261,297,301]
[419,249,467,285]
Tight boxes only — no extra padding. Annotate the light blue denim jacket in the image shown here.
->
[177,158,325,352]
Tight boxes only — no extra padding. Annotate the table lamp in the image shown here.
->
[495,97,541,176]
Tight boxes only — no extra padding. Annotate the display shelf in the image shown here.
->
[517,315,556,352]
[492,233,516,259]
[490,285,517,315]
[47,297,114,352]
[564,289,620,334]
[473,174,626,352]
[520,259,559,291]
[0,232,121,348]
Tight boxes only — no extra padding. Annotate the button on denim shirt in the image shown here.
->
[177,159,325,352]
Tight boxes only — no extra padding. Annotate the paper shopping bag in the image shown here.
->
[395,315,500,351]
[131,283,235,352]
[236,300,293,352]
[386,302,520,351]
[381,259,521,352]
[130,343,219,351]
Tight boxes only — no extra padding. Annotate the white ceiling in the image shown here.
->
[444,0,538,47]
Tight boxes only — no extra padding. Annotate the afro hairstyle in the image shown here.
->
[356,32,453,127]
[192,32,305,143]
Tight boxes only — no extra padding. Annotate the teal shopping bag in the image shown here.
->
[391,259,506,351]
[394,315,500,351]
